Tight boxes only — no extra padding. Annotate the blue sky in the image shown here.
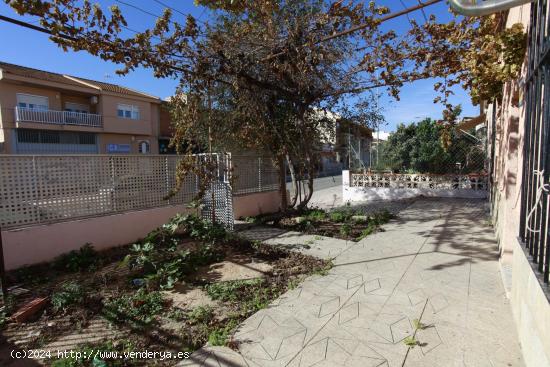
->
[0,0,479,132]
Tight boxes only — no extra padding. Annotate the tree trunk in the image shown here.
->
[278,154,288,212]
[287,154,298,208]
[297,152,315,210]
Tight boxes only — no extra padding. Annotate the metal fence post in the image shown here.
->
[110,156,117,212]
[258,156,263,192]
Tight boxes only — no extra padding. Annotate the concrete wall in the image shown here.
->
[489,5,550,367]
[1,190,281,270]
[510,237,550,367]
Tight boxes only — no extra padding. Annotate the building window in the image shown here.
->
[17,93,49,110]
[138,140,150,154]
[117,104,140,120]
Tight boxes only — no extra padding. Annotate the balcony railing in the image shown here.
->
[14,106,103,128]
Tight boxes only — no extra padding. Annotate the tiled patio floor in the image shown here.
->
[181,198,524,367]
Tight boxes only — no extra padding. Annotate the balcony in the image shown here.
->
[14,106,103,128]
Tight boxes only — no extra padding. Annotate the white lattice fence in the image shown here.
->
[231,155,279,195]
[0,155,201,228]
[0,154,280,229]
[351,173,488,190]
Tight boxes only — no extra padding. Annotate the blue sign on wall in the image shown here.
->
[107,144,131,153]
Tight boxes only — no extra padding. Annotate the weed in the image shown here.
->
[314,235,323,240]
[205,279,264,302]
[304,208,327,222]
[125,240,224,290]
[403,336,418,347]
[287,277,301,290]
[208,318,239,346]
[312,260,333,276]
[356,223,377,240]
[166,307,186,322]
[53,244,98,272]
[340,223,352,237]
[329,211,347,223]
[186,306,215,325]
[51,282,85,312]
[102,289,164,328]
[168,214,227,243]
[243,216,257,224]
[412,319,427,330]
[51,339,138,367]
[0,311,6,329]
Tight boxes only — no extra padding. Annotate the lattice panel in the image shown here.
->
[231,156,279,195]
[351,173,488,191]
[0,154,279,229]
[0,155,202,228]
[201,181,234,230]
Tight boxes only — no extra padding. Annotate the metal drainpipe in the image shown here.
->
[449,0,532,16]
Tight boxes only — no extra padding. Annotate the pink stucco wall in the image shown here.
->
[2,205,192,270]
[233,190,281,218]
[1,190,281,270]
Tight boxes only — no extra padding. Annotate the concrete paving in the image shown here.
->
[180,198,524,367]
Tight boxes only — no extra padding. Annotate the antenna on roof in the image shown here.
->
[103,73,112,81]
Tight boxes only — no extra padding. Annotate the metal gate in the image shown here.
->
[199,153,234,230]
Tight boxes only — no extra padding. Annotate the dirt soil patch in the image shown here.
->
[0,219,330,367]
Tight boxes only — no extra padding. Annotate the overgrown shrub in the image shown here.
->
[53,244,98,272]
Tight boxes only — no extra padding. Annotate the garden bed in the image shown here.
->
[246,205,396,241]
[0,214,330,366]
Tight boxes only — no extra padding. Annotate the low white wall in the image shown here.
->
[342,170,488,203]
[510,238,550,367]
[343,186,488,202]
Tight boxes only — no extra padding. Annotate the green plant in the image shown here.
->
[102,289,165,328]
[168,214,227,243]
[53,244,98,272]
[167,307,186,322]
[312,260,333,276]
[51,282,85,312]
[208,318,239,346]
[243,216,257,224]
[51,339,138,367]
[304,208,327,222]
[357,223,377,240]
[403,336,418,347]
[340,223,352,237]
[205,278,264,302]
[0,311,6,329]
[412,319,427,331]
[330,211,346,223]
[186,306,215,325]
